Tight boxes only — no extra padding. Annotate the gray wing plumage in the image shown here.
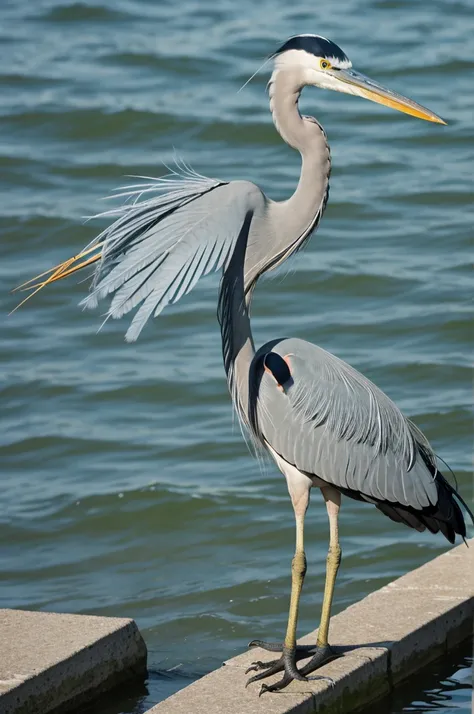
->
[250,337,438,511]
[81,169,266,342]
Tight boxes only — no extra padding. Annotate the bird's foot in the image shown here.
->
[245,640,337,695]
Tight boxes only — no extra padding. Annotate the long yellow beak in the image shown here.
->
[333,68,447,124]
[11,243,103,313]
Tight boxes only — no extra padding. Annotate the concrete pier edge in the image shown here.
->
[146,539,473,714]
[1,541,471,714]
[0,610,146,714]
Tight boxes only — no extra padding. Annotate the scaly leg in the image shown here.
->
[246,470,313,694]
[246,483,343,693]
[248,485,343,689]
[298,485,341,677]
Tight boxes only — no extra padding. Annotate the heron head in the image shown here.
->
[274,34,446,124]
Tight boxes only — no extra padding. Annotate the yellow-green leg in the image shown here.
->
[284,501,307,650]
[246,469,311,693]
[298,485,341,677]
[246,476,342,692]
[316,486,341,646]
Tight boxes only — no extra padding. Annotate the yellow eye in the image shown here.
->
[320,59,332,70]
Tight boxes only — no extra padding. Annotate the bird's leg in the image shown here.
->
[281,494,308,672]
[298,485,342,677]
[246,472,314,694]
[246,484,343,693]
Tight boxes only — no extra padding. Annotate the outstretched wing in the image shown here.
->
[88,175,266,342]
[17,168,266,342]
[250,337,439,511]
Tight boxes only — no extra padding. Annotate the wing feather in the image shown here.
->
[75,172,265,341]
[108,255,169,319]
[251,338,438,510]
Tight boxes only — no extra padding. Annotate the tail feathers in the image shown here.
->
[337,466,472,545]
[436,472,473,539]
[375,472,472,544]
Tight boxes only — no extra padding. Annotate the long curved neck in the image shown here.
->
[244,70,330,291]
[269,69,331,219]
[269,69,311,152]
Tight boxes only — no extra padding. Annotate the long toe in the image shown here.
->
[248,640,283,653]
[298,644,338,677]
[245,659,279,674]
[246,659,287,686]
[246,643,341,693]
[246,644,308,691]
[259,674,294,696]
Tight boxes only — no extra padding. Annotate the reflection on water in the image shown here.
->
[1,0,473,710]
[367,641,472,714]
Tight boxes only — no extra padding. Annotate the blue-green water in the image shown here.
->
[1,0,472,711]
[364,642,472,714]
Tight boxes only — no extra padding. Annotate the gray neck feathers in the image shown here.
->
[269,68,309,152]
[245,69,331,276]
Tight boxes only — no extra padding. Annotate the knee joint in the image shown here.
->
[327,544,342,567]
[292,550,307,578]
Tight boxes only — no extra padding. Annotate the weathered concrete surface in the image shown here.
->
[147,539,473,714]
[0,609,147,714]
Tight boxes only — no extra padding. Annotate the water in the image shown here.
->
[366,642,472,714]
[86,642,473,714]
[1,0,472,711]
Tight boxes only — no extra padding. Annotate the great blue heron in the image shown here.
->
[17,35,472,695]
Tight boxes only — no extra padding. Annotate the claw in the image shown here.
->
[258,674,294,695]
[245,640,340,694]
[246,660,285,686]
[245,659,279,674]
[246,661,268,674]
[307,674,335,687]
[245,664,260,675]
[245,645,310,689]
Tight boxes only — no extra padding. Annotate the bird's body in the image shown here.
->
[17,33,471,695]
[250,337,465,542]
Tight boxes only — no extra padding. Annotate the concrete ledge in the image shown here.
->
[0,610,147,714]
[147,540,473,714]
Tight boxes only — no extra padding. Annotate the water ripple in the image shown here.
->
[1,1,472,712]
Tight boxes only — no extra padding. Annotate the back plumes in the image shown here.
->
[15,164,265,342]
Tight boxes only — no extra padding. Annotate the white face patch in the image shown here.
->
[272,49,354,93]
[273,49,352,75]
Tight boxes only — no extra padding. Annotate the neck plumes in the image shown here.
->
[218,214,255,429]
